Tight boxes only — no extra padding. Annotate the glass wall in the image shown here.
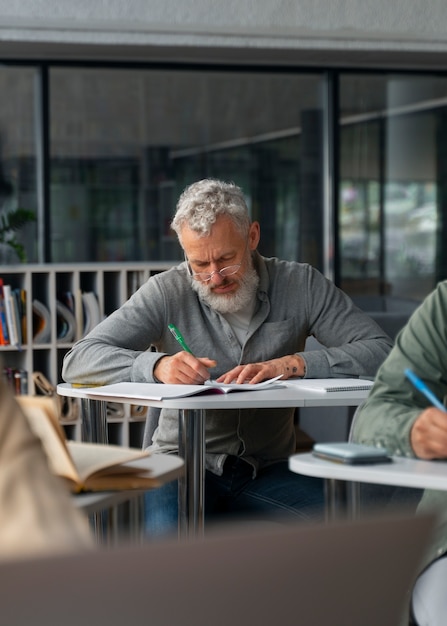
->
[0,66,39,263]
[339,74,447,301]
[1,62,447,306]
[49,68,325,265]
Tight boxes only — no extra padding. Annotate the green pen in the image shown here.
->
[168,323,194,355]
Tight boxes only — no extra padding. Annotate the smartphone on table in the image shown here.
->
[312,442,392,465]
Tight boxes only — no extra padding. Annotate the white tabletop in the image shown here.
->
[289,451,447,491]
[57,382,370,409]
[58,381,370,538]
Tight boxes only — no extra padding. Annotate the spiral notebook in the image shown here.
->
[286,378,374,393]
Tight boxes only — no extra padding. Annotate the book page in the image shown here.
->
[18,397,79,487]
[204,375,285,393]
[84,382,213,401]
[66,441,150,485]
[71,453,185,491]
[19,396,151,491]
[84,377,285,401]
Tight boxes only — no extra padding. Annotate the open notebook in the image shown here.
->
[77,376,285,401]
[0,513,434,626]
[286,378,374,393]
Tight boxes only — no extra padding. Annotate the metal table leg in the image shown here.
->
[178,408,205,539]
[80,398,109,541]
[80,398,108,443]
[324,478,360,521]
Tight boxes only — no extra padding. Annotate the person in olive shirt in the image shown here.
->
[352,280,447,626]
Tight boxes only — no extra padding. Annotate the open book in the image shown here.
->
[78,376,285,402]
[17,396,183,493]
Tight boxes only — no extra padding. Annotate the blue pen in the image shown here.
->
[404,368,447,412]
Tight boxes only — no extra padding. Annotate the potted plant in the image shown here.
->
[0,208,36,263]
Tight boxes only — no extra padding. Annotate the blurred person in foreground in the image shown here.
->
[0,372,93,558]
[63,178,392,536]
[352,280,447,626]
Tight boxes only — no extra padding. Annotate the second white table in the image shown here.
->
[288,452,444,519]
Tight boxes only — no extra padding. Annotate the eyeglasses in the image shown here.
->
[186,261,242,283]
[185,238,249,282]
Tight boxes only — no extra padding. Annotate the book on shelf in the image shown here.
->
[73,289,102,339]
[32,299,51,343]
[16,288,27,344]
[2,283,21,348]
[32,291,102,344]
[82,291,102,336]
[58,290,75,315]
[11,288,24,345]
[56,299,77,343]
[285,378,374,393]
[3,367,28,395]
[76,376,285,402]
[75,288,84,341]
[17,395,183,493]
[0,279,10,345]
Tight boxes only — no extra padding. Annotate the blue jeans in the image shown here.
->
[144,456,324,538]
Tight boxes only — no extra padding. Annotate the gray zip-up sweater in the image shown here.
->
[62,253,392,474]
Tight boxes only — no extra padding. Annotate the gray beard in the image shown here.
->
[191,265,259,314]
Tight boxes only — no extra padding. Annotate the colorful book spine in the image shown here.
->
[0,279,10,345]
[16,288,27,345]
[2,283,21,349]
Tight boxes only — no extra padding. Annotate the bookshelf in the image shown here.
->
[0,262,175,446]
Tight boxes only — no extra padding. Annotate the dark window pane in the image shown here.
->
[339,74,447,301]
[49,68,323,264]
[0,67,38,263]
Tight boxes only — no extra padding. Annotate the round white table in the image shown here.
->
[289,451,447,519]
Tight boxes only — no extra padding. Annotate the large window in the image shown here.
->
[49,68,324,264]
[339,74,447,301]
[2,63,447,305]
[0,66,39,263]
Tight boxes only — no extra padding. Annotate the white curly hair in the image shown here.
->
[171,179,251,242]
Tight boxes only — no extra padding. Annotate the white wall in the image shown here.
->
[0,0,446,68]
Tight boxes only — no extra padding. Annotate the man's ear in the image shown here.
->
[248,221,261,251]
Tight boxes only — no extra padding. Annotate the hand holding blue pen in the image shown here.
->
[404,368,447,413]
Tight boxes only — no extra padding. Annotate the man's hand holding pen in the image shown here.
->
[160,323,216,384]
[160,323,307,386]
[154,352,217,385]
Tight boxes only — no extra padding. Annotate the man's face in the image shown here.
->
[181,215,260,314]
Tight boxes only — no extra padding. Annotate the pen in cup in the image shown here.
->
[404,368,447,412]
[168,323,194,355]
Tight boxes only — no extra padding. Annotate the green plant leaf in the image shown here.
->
[0,208,36,236]
[0,208,36,262]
